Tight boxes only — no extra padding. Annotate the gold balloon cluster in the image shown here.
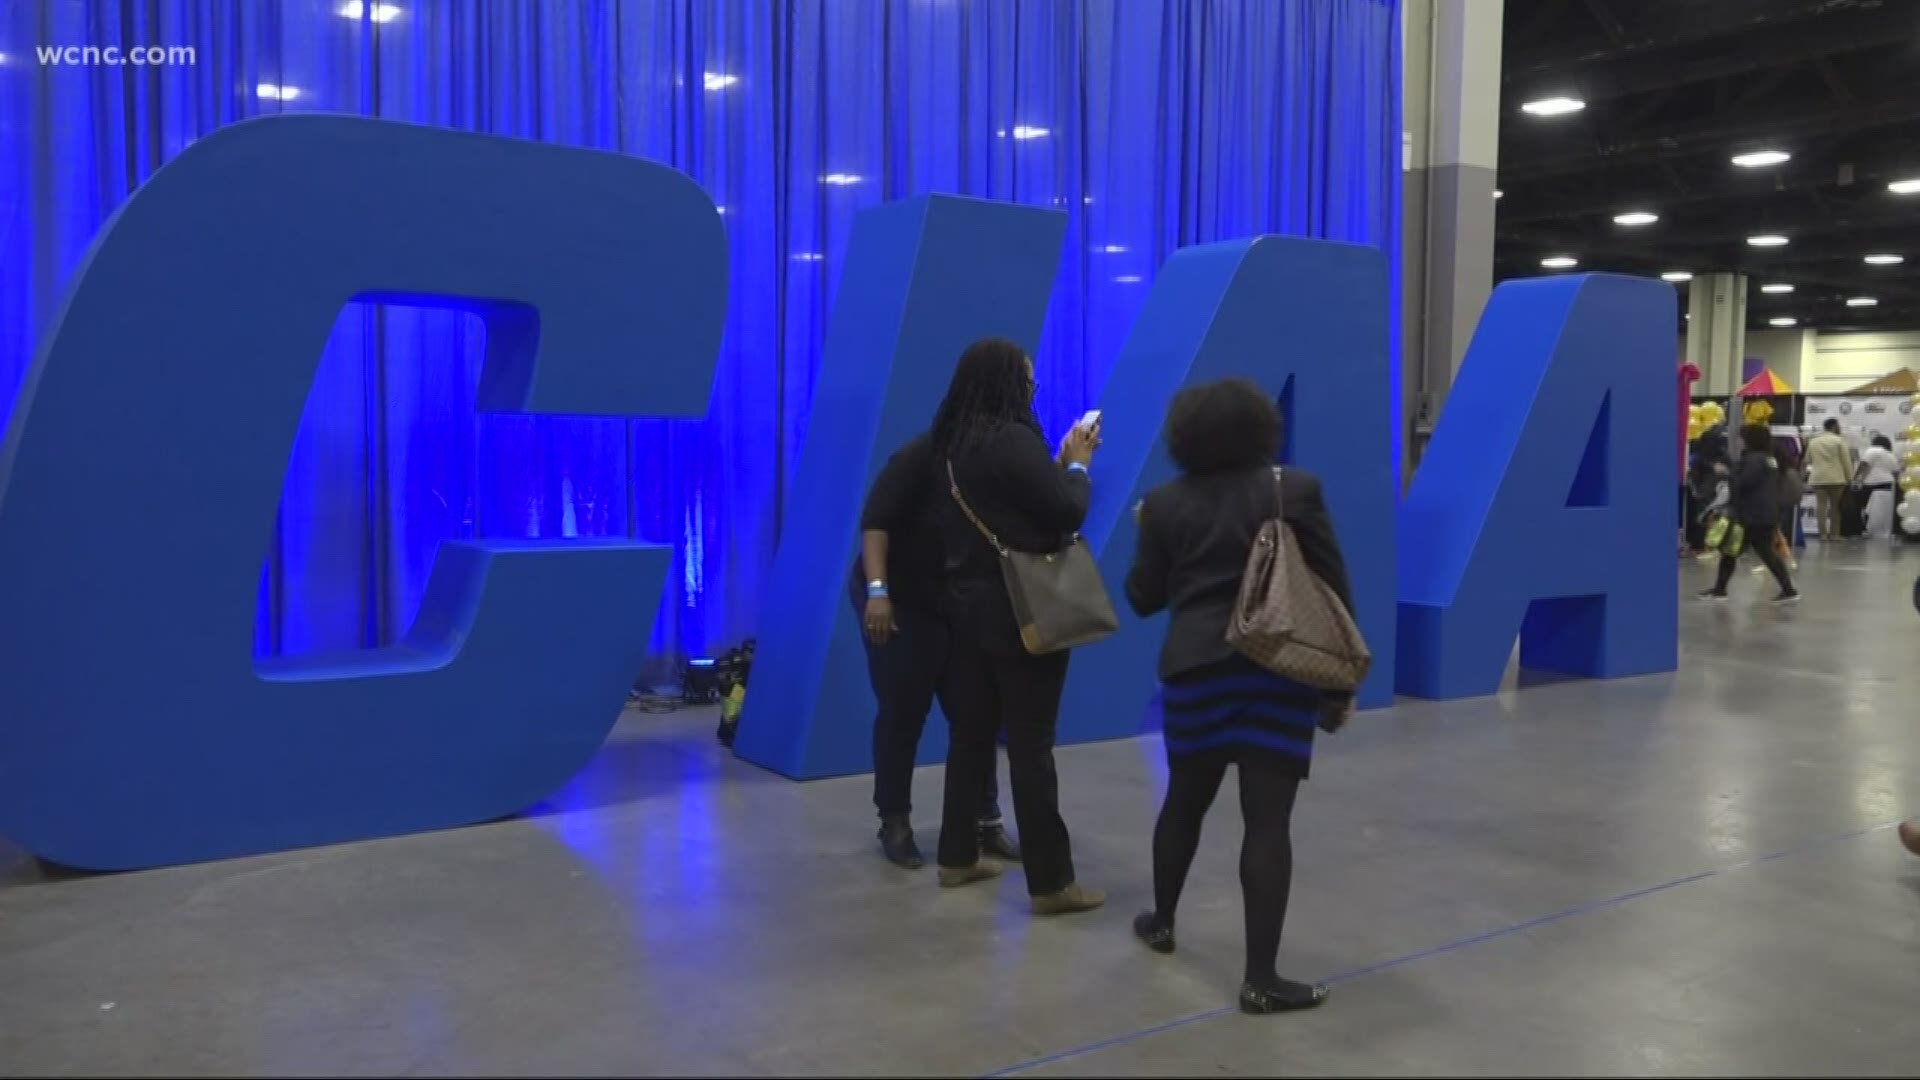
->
[1686,400,1726,443]
[1742,400,1774,426]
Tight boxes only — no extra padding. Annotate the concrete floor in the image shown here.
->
[3,543,1919,1077]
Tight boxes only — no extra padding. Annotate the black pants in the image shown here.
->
[1682,485,1707,550]
[939,639,1074,895]
[1152,755,1300,985]
[861,597,1001,824]
[1714,523,1794,593]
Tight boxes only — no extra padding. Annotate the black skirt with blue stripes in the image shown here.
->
[1160,654,1321,777]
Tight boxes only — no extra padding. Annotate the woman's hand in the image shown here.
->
[863,596,899,644]
[1060,419,1101,468]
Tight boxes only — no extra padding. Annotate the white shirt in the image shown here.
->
[1861,446,1900,486]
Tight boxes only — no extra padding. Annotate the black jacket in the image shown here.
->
[937,421,1092,655]
[1730,452,1780,527]
[1126,465,1354,682]
[845,434,944,611]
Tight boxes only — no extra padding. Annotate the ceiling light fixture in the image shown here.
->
[1769,317,1798,327]
[1889,178,1920,195]
[1747,234,1789,247]
[1612,210,1659,226]
[1846,297,1878,307]
[1731,149,1791,168]
[1492,189,1503,199]
[1540,255,1578,269]
[1521,96,1585,118]
[1760,283,1794,294]
[1660,270,1693,282]
[1864,253,1904,265]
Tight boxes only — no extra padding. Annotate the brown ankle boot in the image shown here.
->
[1031,882,1105,915]
[937,860,1003,888]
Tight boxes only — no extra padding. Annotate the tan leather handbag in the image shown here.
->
[1226,469,1370,691]
[948,461,1118,655]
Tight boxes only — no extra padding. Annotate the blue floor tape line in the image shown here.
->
[986,820,1897,1076]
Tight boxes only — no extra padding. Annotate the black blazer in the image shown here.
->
[937,420,1092,656]
[1126,464,1354,682]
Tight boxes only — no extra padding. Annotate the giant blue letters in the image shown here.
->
[1396,274,1676,699]
[732,197,1064,778]
[1060,237,1396,738]
[0,116,725,869]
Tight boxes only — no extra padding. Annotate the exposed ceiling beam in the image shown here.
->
[1503,0,1865,82]
[1512,8,1908,106]
[1501,98,1920,181]
[1496,154,1920,225]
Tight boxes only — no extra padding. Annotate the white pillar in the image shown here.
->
[1685,273,1748,396]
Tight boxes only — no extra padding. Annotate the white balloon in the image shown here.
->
[1905,492,1920,513]
[1904,515,1920,536]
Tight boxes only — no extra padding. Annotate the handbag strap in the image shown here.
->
[947,459,1010,557]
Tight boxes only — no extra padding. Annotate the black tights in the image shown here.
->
[1713,523,1794,594]
[1151,755,1301,987]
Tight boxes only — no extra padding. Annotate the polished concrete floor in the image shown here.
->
[4,544,1920,1076]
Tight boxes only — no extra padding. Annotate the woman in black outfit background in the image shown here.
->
[1124,379,1353,1014]
[930,338,1105,916]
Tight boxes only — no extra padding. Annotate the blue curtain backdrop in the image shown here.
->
[0,0,1400,665]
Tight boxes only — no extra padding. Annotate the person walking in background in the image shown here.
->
[1124,379,1354,1015]
[929,338,1104,915]
[1687,426,1731,559]
[1806,419,1853,541]
[1764,439,1803,574]
[852,433,1018,869]
[1857,434,1900,540]
[1700,424,1800,603]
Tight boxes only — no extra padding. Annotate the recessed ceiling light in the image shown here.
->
[1769,317,1798,327]
[1864,253,1904,265]
[1847,296,1878,307]
[1660,270,1693,282]
[1732,149,1791,168]
[1613,210,1659,226]
[702,72,738,91]
[1540,255,1578,269]
[1889,178,1920,195]
[1747,234,1789,247]
[1493,189,1504,199]
[1760,283,1794,294]
[256,83,301,101]
[1521,96,1585,117]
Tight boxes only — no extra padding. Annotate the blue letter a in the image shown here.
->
[1397,273,1676,699]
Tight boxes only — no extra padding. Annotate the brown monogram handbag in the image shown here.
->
[948,461,1119,655]
[1226,468,1371,691]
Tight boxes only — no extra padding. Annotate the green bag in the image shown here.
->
[1705,517,1745,557]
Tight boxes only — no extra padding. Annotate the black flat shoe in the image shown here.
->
[1132,912,1175,954]
[878,818,924,869]
[1239,978,1328,1014]
[978,823,1022,862]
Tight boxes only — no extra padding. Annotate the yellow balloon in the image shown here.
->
[1905,425,1920,442]
[1904,452,1920,469]
[1910,392,1920,407]
[1904,473,1920,493]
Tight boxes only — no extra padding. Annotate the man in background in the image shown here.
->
[1804,418,1854,541]
[854,433,1018,869]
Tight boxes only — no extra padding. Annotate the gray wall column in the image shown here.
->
[1686,273,1748,396]
[1402,0,1503,475]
